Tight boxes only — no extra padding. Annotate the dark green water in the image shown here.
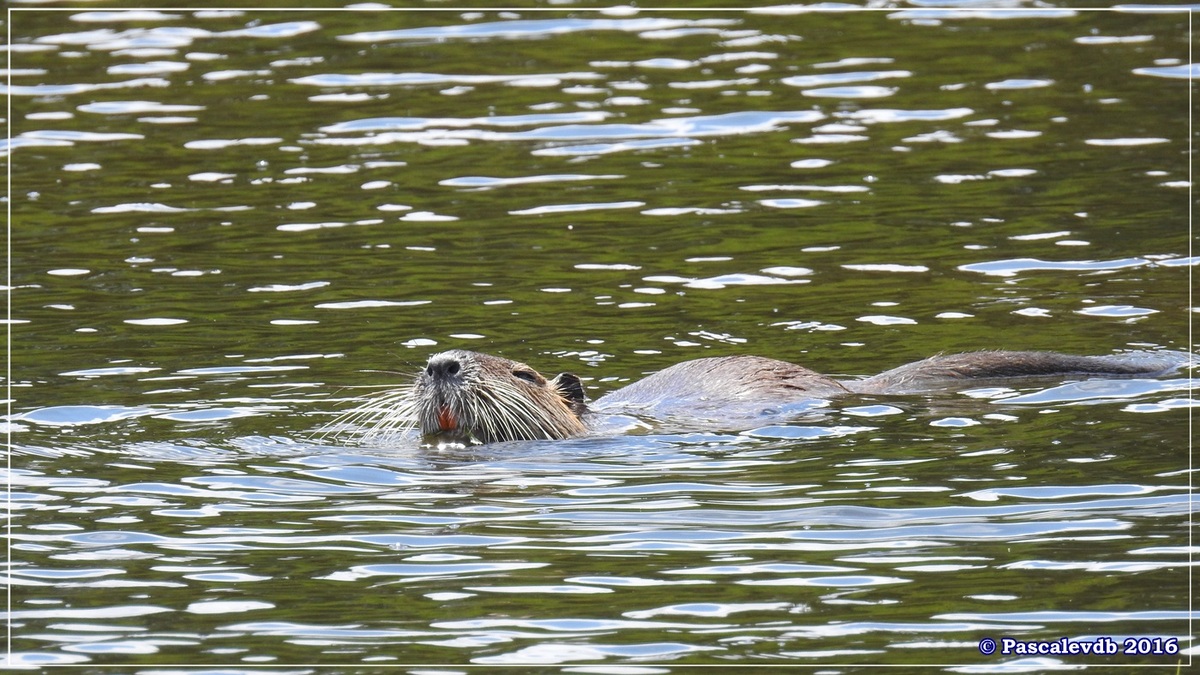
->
[4,6,1195,672]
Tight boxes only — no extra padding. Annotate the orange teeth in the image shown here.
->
[437,405,457,431]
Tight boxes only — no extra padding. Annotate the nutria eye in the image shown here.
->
[513,370,540,385]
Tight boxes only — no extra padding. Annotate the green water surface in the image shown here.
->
[4,5,1194,672]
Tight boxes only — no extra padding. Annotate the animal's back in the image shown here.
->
[593,354,850,413]
[594,350,1186,418]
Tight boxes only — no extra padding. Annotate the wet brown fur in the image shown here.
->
[337,349,1180,444]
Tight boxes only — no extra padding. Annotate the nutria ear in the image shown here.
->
[551,372,587,412]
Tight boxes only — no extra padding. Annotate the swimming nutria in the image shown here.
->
[331,348,1184,445]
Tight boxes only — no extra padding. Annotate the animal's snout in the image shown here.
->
[425,352,463,379]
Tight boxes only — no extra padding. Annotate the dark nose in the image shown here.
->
[425,353,462,379]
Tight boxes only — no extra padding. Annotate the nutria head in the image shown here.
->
[415,350,588,443]
[332,349,589,445]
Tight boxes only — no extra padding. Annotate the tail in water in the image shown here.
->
[852,350,1188,395]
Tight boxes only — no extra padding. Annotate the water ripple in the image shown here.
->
[339,18,736,43]
[958,256,1150,277]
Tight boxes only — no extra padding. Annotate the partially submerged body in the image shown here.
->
[330,349,1186,446]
